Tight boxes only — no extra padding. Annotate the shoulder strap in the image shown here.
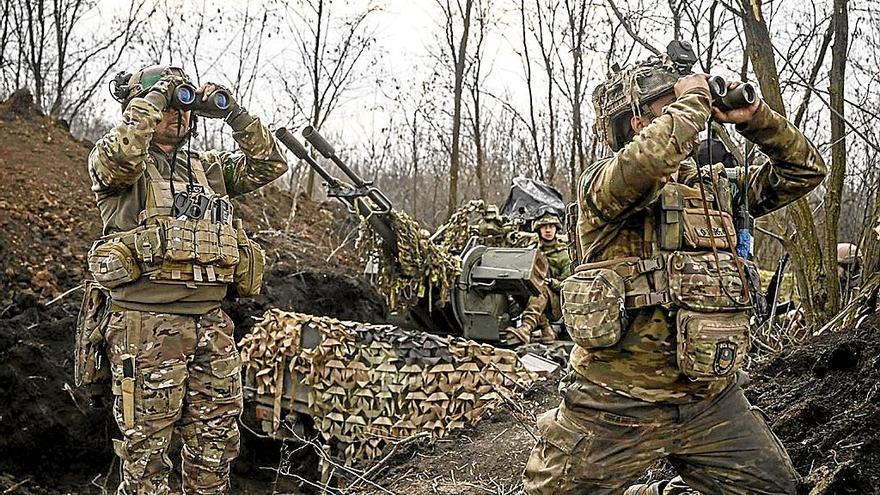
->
[144,156,163,181]
[188,153,211,191]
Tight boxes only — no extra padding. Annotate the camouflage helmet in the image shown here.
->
[592,55,679,151]
[532,213,562,231]
[111,64,192,109]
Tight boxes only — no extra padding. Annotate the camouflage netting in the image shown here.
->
[357,209,460,311]
[239,309,538,461]
[356,200,525,312]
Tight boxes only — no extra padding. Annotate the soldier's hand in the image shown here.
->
[673,74,710,99]
[711,81,761,124]
[148,71,188,108]
[197,82,237,119]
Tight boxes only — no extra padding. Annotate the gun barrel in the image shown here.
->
[302,125,336,159]
[303,126,370,189]
[274,127,398,254]
[275,128,342,188]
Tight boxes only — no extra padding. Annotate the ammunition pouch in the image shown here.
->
[88,215,244,288]
[75,280,111,389]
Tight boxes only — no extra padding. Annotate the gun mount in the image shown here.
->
[274,127,550,343]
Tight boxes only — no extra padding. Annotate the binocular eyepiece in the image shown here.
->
[707,75,757,112]
[169,84,231,114]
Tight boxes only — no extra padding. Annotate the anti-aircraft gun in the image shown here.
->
[275,126,550,343]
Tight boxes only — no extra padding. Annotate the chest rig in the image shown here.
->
[562,166,753,381]
[134,156,239,285]
[89,153,264,296]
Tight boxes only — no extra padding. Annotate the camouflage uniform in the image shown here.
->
[506,214,572,344]
[523,58,826,494]
[88,66,288,494]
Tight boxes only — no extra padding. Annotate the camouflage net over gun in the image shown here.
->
[357,200,520,311]
[239,309,538,461]
[357,209,461,311]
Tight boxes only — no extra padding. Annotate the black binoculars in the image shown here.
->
[666,40,757,111]
[706,76,757,111]
[169,84,232,115]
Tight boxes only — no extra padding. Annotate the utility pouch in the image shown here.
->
[681,208,735,250]
[561,268,628,349]
[75,280,110,387]
[234,227,265,297]
[667,251,750,312]
[88,240,141,289]
[676,309,750,381]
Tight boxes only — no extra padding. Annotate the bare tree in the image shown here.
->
[556,0,590,198]
[737,0,833,326]
[436,0,476,217]
[821,0,848,313]
[517,0,543,180]
[466,0,491,200]
[534,0,561,186]
[284,0,379,199]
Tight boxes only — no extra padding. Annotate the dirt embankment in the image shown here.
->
[0,91,385,494]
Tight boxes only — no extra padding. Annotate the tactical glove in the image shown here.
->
[142,70,188,111]
[197,82,237,119]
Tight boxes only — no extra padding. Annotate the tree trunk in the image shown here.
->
[738,0,833,326]
[861,172,880,277]
[821,0,848,313]
[447,0,475,218]
[304,0,326,201]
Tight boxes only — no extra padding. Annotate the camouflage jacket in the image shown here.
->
[88,96,288,314]
[510,232,572,291]
[541,237,572,292]
[573,88,826,403]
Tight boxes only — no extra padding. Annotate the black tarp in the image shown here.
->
[500,177,566,224]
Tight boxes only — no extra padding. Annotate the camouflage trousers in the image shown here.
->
[521,285,562,329]
[105,307,243,495]
[522,373,797,495]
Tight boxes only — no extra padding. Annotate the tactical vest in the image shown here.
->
[562,177,752,381]
[88,155,264,297]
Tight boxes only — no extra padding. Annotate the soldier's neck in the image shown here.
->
[155,142,176,154]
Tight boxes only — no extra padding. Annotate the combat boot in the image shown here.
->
[504,312,539,345]
[537,322,556,343]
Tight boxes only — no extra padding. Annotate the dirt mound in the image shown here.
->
[748,315,880,494]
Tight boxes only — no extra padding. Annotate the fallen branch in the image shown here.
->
[45,283,84,307]
[2,477,32,494]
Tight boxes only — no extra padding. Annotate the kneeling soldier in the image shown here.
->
[523,52,826,494]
